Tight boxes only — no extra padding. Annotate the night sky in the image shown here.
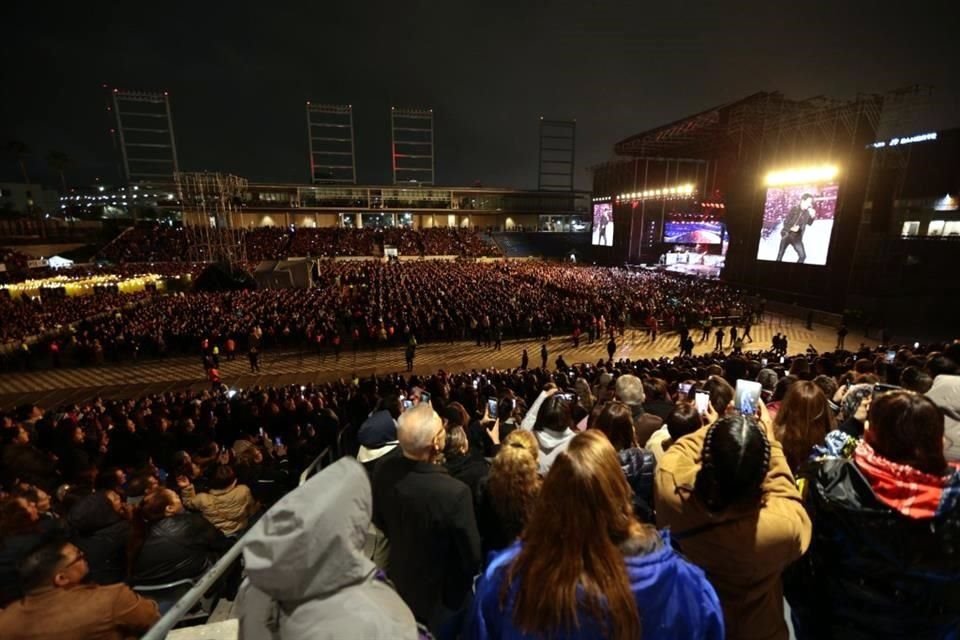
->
[2,1,957,190]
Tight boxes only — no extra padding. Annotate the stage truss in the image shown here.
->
[175,172,249,265]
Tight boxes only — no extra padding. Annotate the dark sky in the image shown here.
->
[2,1,957,190]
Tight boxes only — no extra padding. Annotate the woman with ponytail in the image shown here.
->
[466,430,723,640]
[127,488,228,586]
[655,403,811,640]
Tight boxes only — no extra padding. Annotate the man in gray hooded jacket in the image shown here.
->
[236,457,419,640]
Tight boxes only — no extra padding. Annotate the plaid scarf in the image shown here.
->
[853,441,960,519]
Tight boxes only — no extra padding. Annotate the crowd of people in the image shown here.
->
[1,338,958,638]
[1,262,749,371]
[88,224,503,265]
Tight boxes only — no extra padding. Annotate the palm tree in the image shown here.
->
[6,139,44,238]
[47,150,70,193]
[7,139,31,185]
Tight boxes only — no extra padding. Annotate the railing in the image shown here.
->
[299,446,333,486]
[141,445,334,639]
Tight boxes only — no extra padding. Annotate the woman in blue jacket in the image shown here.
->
[464,430,723,640]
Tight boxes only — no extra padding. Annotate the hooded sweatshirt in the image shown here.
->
[237,457,418,640]
[465,531,724,640]
[927,374,960,462]
[520,391,576,475]
[654,424,811,640]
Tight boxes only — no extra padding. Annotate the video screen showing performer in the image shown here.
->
[591,203,613,246]
[756,184,838,265]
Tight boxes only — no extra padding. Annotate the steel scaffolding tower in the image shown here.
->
[391,107,434,185]
[538,119,576,191]
[176,172,249,265]
[110,89,179,184]
[306,103,357,184]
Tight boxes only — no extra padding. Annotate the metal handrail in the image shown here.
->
[298,446,333,486]
[141,445,334,639]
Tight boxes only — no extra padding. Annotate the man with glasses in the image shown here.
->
[0,538,159,639]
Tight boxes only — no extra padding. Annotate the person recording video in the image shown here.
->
[776,193,816,263]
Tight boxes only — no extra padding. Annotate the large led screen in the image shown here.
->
[756,184,839,265]
[663,220,724,245]
[591,203,613,246]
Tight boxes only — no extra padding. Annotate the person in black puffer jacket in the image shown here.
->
[128,488,229,586]
[68,490,131,585]
[591,401,656,522]
[789,390,960,640]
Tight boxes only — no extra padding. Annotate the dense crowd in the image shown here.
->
[91,225,502,264]
[1,340,958,638]
[1,262,748,370]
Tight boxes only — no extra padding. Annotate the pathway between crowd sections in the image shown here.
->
[0,315,877,409]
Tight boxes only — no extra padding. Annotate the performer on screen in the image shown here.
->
[776,193,816,263]
[597,211,610,246]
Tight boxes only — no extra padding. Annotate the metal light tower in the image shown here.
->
[391,107,435,185]
[110,88,179,184]
[306,103,357,184]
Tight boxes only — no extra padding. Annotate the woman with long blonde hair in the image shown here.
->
[466,430,723,640]
[476,430,541,555]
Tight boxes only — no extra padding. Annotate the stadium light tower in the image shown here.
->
[109,88,179,185]
[391,107,435,185]
[538,118,576,191]
[305,103,357,184]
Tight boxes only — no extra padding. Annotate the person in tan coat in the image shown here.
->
[655,403,811,640]
[177,463,259,536]
[0,539,159,640]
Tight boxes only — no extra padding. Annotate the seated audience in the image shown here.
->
[0,493,69,605]
[238,457,420,639]
[0,538,160,639]
[67,490,130,585]
[128,488,228,586]
[466,430,724,640]
[177,464,258,536]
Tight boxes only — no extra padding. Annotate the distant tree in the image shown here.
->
[6,139,45,238]
[47,150,70,193]
[7,139,31,185]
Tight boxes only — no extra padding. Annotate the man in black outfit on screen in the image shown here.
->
[776,193,817,263]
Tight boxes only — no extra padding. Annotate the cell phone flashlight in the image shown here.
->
[761,358,768,367]
[679,383,692,395]
[472,379,479,389]
[779,356,785,364]
[913,342,920,349]
[885,350,895,364]
[274,437,283,447]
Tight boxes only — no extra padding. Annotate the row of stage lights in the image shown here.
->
[614,183,696,202]
[764,165,839,187]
